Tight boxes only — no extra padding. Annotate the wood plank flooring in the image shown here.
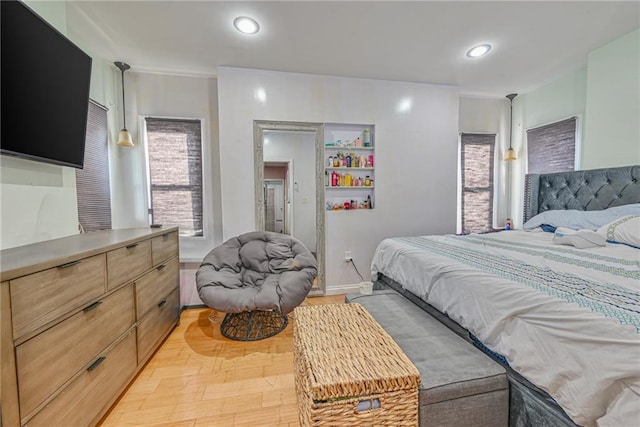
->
[100,294,345,427]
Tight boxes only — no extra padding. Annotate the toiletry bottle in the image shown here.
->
[363,129,371,147]
[367,194,372,209]
[346,154,351,168]
[328,156,333,167]
[364,175,371,186]
[325,171,329,187]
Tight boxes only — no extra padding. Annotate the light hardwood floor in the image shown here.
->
[100,294,345,427]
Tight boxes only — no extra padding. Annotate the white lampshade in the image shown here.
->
[117,129,134,147]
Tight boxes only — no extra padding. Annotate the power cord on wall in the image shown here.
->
[349,259,365,282]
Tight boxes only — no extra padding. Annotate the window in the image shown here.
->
[145,118,203,237]
[527,117,577,174]
[76,100,111,232]
[460,133,496,234]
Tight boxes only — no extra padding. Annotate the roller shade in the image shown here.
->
[76,100,111,232]
[527,117,576,174]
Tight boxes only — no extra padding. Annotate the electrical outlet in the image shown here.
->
[344,251,352,262]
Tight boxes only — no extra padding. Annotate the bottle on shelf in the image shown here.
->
[363,129,371,147]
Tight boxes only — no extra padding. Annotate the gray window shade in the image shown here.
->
[76,100,111,232]
[527,117,576,174]
[145,118,203,237]
[460,133,495,234]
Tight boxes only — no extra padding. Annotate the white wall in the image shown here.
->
[217,67,459,290]
[0,1,115,250]
[583,29,640,168]
[111,72,223,261]
[263,131,317,252]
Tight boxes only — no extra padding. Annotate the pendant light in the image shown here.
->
[115,61,134,147]
[504,93,518,161]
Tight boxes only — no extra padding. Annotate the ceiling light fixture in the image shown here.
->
[234,16,260,34]
[466,44,492,58]
[114,61,134,147]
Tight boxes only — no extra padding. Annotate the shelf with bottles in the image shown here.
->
[325,195,374,211]
[326,167,374,171]
[325,152,374,169]
[324,122,375,210]
[325,170,374,188]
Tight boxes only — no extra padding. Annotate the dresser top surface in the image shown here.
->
[0,227,178,282]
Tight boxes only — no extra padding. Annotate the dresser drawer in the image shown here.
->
[24,331,137,427]
[107,239,151,290]
[152,230,179,266]
[16,284,135,418]
[137,287,180,364]
[10,254,106,340]
[135,256,179,319]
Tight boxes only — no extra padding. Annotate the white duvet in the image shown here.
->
[371,230,640,427]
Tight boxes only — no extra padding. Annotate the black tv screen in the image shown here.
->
[1,0,92,169]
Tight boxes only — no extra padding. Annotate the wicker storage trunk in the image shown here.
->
[293,303,420,426]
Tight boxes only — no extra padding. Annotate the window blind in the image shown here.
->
[76,100,111,232]
[145,118,203,237]
[460,133,495,234]
[527,117,576,174]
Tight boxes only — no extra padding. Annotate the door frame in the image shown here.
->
[254,120,325,295]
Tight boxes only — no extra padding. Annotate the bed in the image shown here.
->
[370,165,640,427]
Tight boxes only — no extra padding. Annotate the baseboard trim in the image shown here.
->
[325,284,361,296]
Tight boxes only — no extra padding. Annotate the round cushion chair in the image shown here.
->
[196,231,317,340]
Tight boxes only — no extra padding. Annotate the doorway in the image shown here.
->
[264,162,290,234]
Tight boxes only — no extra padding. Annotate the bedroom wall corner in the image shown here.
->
[583,28,640,169]
[458,97,510,228]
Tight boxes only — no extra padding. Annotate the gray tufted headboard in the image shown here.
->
[523,165,640,222]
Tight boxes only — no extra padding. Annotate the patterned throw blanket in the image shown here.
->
[393,235,640,331]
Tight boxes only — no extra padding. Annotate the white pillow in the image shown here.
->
[597,215,640,249]
[523,203,640,231]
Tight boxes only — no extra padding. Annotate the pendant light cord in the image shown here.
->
[121,68,126,129]
[506,93,517,150]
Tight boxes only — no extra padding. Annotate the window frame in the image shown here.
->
[525,115,581,175]
[458,132,497,234]
[142,116,207,239]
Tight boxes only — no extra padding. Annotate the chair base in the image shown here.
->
[220,311,288,341]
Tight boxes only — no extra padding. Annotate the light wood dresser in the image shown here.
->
[0,227,181,427]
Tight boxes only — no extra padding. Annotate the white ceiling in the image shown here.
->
[66,1,640,97]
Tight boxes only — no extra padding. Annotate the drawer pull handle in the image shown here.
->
[157,299,168,308]
[83,301,103,312]
[126,243,139,249]
[57,260,81,269]
[87,356,106,372]
[157,264,166,271]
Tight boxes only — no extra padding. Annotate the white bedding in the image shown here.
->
[371,230,640,427]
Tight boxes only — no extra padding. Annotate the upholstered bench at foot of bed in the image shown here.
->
[346,290,508,427]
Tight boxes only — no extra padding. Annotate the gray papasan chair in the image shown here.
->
[196,231,317,340]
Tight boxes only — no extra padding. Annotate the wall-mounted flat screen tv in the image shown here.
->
[1,0,92,169]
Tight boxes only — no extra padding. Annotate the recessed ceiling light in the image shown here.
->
[466,44,492,58]
[234,16,260,35]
